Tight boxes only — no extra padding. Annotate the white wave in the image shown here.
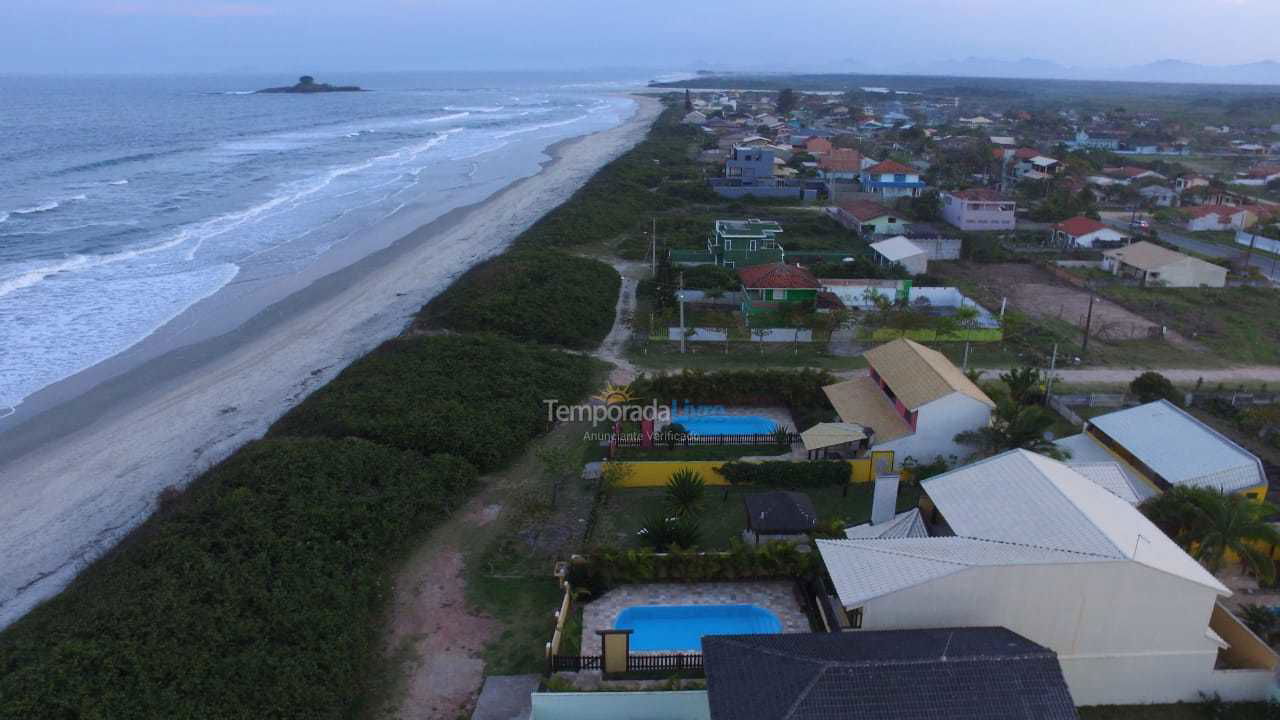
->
[12,200,59,215]
[220,90,255,95]
[108,179,129,186]
[444,105,504,113]
[0,213,8,224]
[0,254,92,298]
[421,111,470,124]
[493,114,590,139]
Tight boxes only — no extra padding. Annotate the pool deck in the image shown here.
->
[581,581,810,656]
[664,405,795,433]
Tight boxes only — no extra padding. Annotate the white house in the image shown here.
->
[821,338,995,462]
[868,236,928,275]
[820,450,1279,706]
[1185,205,1256,231]
[940,188,1016,231]
[1055,399,1268,499]
[1050,216,1129,248]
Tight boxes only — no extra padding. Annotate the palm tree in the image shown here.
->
[665,468,706,517]
[1185,491,1280,582]
[954,397,1067,459]
[1000,366,1043,406]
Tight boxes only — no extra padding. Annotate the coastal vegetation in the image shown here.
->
[416,249,620,349]
[0,439,477,719]
[270,334,603,472]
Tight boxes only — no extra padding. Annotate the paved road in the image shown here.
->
[1100,211,1280,282]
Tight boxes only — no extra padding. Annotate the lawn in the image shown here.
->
[1097,285,1280,365]
[589,483,921,550]
[628,340,868,371]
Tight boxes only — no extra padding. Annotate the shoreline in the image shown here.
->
[0,94,663,628]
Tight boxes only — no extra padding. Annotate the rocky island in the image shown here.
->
[256,76,365,94]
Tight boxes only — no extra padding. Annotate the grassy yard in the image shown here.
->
[589,483,921,550]
[1097,286,1280,365]
[628,340,867,371]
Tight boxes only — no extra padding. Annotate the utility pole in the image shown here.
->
[1044,343,1058,405]
[962,342,971,372]
[1081,293,1095,354]
[651,217,657,277]
[678,272,687,355]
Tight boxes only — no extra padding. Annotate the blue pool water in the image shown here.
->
[614,604,783,652]
[671,415,778,436]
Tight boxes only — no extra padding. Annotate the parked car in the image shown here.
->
[1129,218,1151,230]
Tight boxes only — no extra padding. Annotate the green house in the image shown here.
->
[737,263,820,318]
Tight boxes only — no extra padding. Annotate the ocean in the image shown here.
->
[0,71,668,417]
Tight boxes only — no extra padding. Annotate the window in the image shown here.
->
[849,607,864,629]
[894,173,906,182]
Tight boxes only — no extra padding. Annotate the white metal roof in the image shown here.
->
[1055,434,1160,502]
[870,236,926,262]
[1087,400,1266,494]
[843,508,930,540]
[817,450,1228,608]
[1068,462,1146,505]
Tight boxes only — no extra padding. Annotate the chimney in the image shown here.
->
[871,474,899,526]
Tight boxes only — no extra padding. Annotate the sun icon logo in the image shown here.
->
[594,382,637,406]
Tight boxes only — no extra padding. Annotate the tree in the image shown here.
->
[684,89,693,112]
[665,468,707,517]
[298,75,315,86]
[639,511,701,551]
[909,190,942,222]
[1000,366,1044,406]
[954,397,1068,459]
[777,88,797,115]
[1140,487,1280,582]
[536,443,578,510]
[1130,371,1181,405]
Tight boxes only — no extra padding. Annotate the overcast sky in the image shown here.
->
[3,0,1278,75]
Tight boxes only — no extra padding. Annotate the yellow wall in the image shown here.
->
[612,459,876,487]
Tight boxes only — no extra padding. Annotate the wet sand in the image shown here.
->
[0,94,662,628]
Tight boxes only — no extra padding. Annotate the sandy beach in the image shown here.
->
[0,94,662,629]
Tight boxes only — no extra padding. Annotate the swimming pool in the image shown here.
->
[614,604,783,652]
[671,414,779,436]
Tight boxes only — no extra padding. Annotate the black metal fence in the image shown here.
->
[614,432,800,449]
[549,655,601,672]
[627,653,704,673]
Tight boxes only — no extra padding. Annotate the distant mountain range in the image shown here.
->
[855,57,1280,85]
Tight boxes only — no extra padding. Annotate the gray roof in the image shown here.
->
[702,628,1079,720]
[744,491,817,534]
[1087,400,1266,494]
[844,508,930,539]
[1068,462,1147,505]
[818,450,1228,608]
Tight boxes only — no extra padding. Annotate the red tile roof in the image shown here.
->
[949,188,1006,202]
[1247,164,1280,178]
[806,137,833,153]
[864,160,915,175]
[837,199,897,222]
[737,263,820,290]
[1186,205,1242,221]
[1053,216,1108,237]
[1013,148,1039,160]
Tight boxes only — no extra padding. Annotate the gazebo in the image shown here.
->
[800,422,867,459]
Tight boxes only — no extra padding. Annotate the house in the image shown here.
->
[1236,163,1280,187]
[1014,155,1061,180]
[737,262,819,317]
[804,136,833,156]
[821,338,995,462]
[877,222,963,260]
[1050,216,1129,248]
[941,188,1016,231]
[819,449,1280,706]
[1139,185,1179,207]
[1175,175,1211,193]
[742,491,817,546]
[869,236,929,275]
[682,110,707,125]
[1104,166,1166,184]
[702,628,1079,720]
[830,199,904,236]
[1185,205,1256,231]
[1068,129,1121,150]
[958,115,993,126]
[1102,241,1227,288]
[710,146,818,201]
[698,218,785,268]
[816,148,863,182]
[859,160,926,199]
[1055,400,1268,500]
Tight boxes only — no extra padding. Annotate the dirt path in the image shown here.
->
[381,495,505,720]
[595,259,645,386]
[1036,366,1280,386]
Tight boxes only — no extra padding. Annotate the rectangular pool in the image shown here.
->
[671,414,779,436]
[614,604,782,652]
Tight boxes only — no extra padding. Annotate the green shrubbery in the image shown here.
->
[716,461,851,488]
[567,542,819,598]
[271,334,602,472]
[418,250,620,349]
[630,368,837,430]
[0,438,478,720]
